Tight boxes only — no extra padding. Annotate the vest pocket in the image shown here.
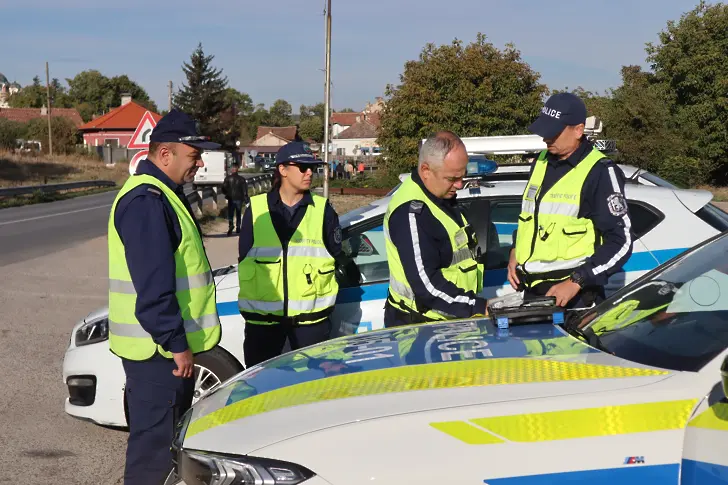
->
[316,263,336,295]
[560,224,591,260]
[455,261,478,293]
[252,259,283,301]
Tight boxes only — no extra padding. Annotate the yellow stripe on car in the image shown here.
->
[432,399,698,444]
[687,402,728,432]
[186,358,667,439]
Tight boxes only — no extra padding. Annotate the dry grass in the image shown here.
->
[0,150,130,188]
[698,185,728,202]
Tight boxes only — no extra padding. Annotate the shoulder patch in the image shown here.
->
[333,225,342,244]
[409,201,424,213]
[598,158,615,165]
[607,192,628,217]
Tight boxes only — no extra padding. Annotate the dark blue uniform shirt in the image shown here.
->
[238,189,342,261]
[514,137,634,287]
[114,159,204,355]
[386,170,488,319]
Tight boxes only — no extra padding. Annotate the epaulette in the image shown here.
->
[409,201,424,213]
[146,187,162,197]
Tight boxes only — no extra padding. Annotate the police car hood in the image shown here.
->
[182,319,673,454]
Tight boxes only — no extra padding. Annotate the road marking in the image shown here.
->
[0,204,113,227]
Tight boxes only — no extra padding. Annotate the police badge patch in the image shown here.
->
[334,226,342,244]
[607,193,627,217]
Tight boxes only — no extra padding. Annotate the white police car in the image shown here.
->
[63,161,728,428]
[166,228,728,485]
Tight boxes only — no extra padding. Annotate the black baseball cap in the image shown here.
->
[528,92,587,140]
[275,141,320,165]
[149,108,221,150]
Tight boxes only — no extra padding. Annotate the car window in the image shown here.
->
[628,201,664,238]
[577,232,728,372]
[458,198,521,270]
[340,216,389,286]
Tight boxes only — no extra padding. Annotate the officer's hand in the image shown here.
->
[507,249,520,290]
[172,349,194,379]
[546,280,581,307]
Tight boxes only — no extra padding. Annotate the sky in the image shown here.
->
[0,0,704,114]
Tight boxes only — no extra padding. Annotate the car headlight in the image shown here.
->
[75,318,109,346]
[178,449,315,485]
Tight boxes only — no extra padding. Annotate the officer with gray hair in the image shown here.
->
[382,130,488,327]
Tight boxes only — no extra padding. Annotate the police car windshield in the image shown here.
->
[576,231,728,372]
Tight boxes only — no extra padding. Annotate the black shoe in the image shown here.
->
[227,228,232,236]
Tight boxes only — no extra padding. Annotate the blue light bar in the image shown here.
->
[466,155,498,176]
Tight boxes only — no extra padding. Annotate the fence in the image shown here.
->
[0,180,116,198]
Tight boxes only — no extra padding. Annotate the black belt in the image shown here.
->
[516,267,573,288]
[240,306,334,326]
[386,293,439,325]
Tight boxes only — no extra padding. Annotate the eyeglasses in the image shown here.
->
[285,162,315,173]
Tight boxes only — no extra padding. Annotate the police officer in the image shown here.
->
[108,109,222,484]
[237,141,344,368]
[384,131,487,328]
[507,92,634,308]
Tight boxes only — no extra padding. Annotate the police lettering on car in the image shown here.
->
[507,92,634,309]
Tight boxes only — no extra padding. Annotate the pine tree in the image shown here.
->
[174,43,233,147]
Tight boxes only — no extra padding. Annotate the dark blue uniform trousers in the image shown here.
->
[122,354,194,485]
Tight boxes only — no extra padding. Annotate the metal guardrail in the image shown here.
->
[0,180,116,198]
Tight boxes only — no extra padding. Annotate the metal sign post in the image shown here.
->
[322,0,332,198]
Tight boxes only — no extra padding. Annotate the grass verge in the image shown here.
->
[0,186,119,209]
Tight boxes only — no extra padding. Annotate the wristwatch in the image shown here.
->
[569,271,585,288]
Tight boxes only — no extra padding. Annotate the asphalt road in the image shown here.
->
[0,190,119,267]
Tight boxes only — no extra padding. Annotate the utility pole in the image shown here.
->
[168,81,173,111]
[322,0,332,198]
[45,61,53,157]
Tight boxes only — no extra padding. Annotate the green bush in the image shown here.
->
[0,119,27,150]
[24,117,81,155]
[656,155,711,188]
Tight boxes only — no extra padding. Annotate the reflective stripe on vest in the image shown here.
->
[515,147,605,287]
[107,174,221,361]
[384,176,482,321]
[237,193,339,325]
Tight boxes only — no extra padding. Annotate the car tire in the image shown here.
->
[122,347,244,427]
[192,348,244,403]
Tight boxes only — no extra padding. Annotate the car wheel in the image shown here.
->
[192,347,244,403]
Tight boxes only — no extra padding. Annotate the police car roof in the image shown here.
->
[338,179,713,229]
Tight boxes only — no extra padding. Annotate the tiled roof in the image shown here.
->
[330,112,360,126]
[255,126,297,142]
[335,120,378,139]
[0,107,84,127]
[79,101,161,131]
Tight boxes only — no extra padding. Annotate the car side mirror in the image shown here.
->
[722,354,728,399]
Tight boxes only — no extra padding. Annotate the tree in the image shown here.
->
[66,70,156,121]
[377,34,547,174]
[645,1,728,182]
[0,119,26,149]
[174,43,233,148]
[8,75,73,109]
[268,99,293,126]
[25,117,80,154]
[298,116,324,143]
[338,107,355,113]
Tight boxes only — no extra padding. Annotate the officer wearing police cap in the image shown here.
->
[237,141,348,368]
[507,92,634,308]
[108,109,222,484]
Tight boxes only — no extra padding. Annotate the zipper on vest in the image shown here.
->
[283,244,289,317]
[522,185,545,279]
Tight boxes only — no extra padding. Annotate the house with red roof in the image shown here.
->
[240,125,300,161]
[332,112,382,157]
[78,95,161,148]
[0,106,83,127]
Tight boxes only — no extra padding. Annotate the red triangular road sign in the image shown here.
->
[127,111,158,149]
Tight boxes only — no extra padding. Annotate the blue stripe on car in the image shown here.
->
[482,464,679,485]
[216,248,690,315]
